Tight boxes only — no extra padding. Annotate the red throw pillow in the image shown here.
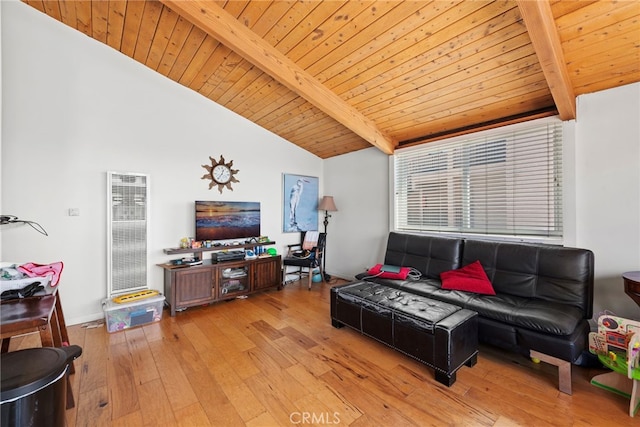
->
[440,260,495,295]
[367,264,410,280]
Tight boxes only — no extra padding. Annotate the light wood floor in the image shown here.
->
[6,279,635,426]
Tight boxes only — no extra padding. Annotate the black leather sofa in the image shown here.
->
[332,232,594,394]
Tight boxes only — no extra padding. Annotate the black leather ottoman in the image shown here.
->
[330,281,478,386]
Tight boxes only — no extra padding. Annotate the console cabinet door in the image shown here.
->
[252,256,282,291]
[174,268,214,307]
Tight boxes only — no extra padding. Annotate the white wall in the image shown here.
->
[1,1,322,324]
[325,83,640,320]
[322,147,390,280]
[575,82,640,320]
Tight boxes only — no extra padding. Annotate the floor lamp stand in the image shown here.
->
[322,211,331,282]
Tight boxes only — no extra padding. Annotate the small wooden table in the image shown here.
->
[0,293,76,408]
[1,295,59,350]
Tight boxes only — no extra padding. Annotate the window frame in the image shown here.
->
[391,117,565,244]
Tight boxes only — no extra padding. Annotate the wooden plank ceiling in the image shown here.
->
[23,0,640,158]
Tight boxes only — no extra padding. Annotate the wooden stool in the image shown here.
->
[0,294,76,409]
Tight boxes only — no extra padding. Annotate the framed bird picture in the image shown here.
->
[282,173,319,232]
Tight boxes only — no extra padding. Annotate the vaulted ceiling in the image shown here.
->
[22,0,640,158]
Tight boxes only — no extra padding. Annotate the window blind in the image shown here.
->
[394,120,563,239]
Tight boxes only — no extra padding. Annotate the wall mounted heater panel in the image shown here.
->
[107,172,149,297]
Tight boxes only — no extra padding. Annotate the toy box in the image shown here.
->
[589,314,640,380]
[101,294,165,333]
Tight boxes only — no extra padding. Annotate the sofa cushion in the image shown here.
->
[384,232,463,280]
[465,294,584,336]
[461,239,594,317]
[440,261,496,295]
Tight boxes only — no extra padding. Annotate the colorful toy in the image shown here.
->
[112,289,159,304]
[589,314,640,417]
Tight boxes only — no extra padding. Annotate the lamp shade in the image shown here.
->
[318,196,337,212]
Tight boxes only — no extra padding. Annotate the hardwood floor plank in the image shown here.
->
[206,303,259,352]
[249,293,289,318]
[313,384,364,425]
[107,342,139,419]
[245,411,280,427]
[173,402,212,427]
[285,363,331,395]
[273,335,332,377]
[205,359,267,422]
[148,339,199,411]
[245,344,290,375]
[123,327,159,385]
[491,416,525,427]
[241,296,290,330]
[60,323,86,427]
[79,325,109,394]
[406,386,497,426]
[320,369,422,426]
[311,336,414,402]
[389,361,451,395]
[247,331,296,369]
[7,331,42,350]
[136,378,178,426]
[244,372,303,426]
[188,311,262,380]
[250,318,285,340]
[361,375,456,426]
[292,394,341,425]
[278,325,319,349]
[110,410,144,427]
[140,319,163,343]
[75,385,111,427]
[330,325,403,371]
[183,368,245,426]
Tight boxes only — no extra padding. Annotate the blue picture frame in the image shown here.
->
[283,173,319,232]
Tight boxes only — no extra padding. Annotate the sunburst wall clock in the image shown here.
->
[202,155,239,193]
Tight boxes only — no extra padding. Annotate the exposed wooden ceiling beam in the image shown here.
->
[516,0,576,120]
[160,0,396,155]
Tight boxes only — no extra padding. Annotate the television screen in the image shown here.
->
[195,201,261,242]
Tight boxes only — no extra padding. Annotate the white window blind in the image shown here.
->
[394,120,563,240]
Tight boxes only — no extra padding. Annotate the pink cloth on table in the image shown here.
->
[17,262,64,287]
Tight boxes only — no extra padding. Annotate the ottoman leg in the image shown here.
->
[435,371,455,387]
[465,353,478,367]
[331,319,344,328]
[434,310,478,387]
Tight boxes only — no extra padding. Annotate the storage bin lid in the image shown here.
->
[102,294,165,312]
[1,347,68,403]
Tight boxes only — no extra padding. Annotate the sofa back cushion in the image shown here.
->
[384,232,463,280]
[462,239,594,317]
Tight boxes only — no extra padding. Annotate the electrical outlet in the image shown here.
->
[68,208,80,216]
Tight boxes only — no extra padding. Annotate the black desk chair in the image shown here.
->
[282,232,326,290]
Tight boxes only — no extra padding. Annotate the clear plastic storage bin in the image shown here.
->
[101,294,165,333]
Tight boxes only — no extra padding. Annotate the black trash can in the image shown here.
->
[1,345,82,427]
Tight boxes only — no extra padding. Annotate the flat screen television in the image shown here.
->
[195,201,260,242]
